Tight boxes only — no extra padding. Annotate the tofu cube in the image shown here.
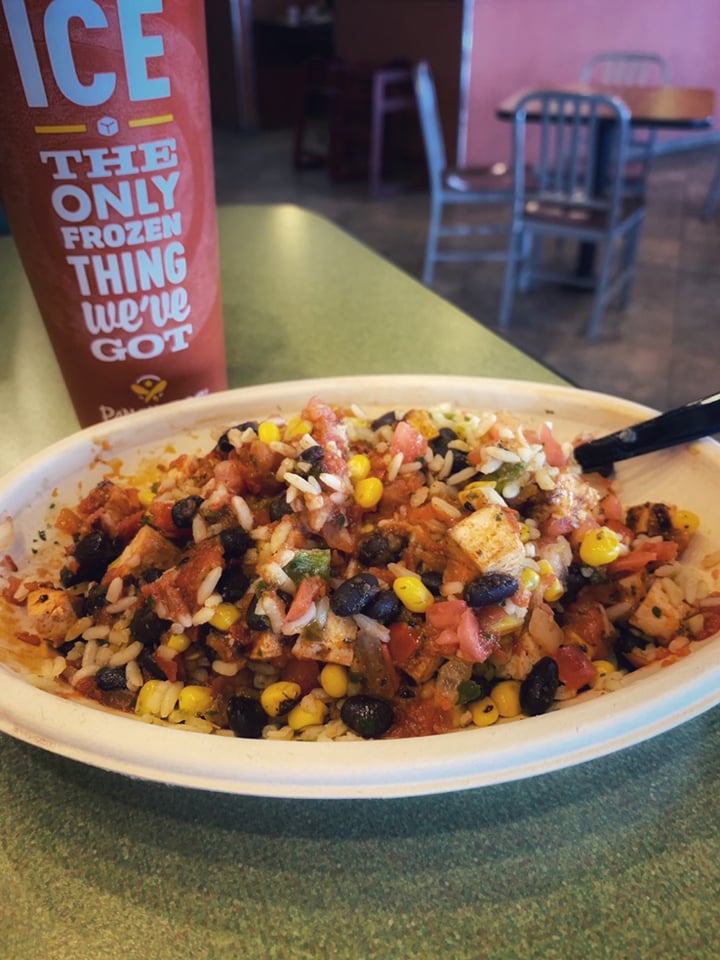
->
[448,504,525,576]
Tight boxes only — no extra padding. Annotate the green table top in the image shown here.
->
[1,205,717,959]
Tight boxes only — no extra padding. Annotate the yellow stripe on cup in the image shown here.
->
[128,114,174,128]
[34,124,87,134]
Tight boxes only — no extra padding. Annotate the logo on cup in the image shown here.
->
[130,374,168,404]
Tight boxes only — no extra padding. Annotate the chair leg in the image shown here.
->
[702,158,720,221]
[423,199,442,286]
[618,225,642,308]
[498,231,523,329]
[587,238,616,341]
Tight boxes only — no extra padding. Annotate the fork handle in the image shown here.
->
[573,392,720,472]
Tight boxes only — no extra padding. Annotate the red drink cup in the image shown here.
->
[0,0,227,427]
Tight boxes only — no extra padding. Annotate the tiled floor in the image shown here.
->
[213,126,720,412]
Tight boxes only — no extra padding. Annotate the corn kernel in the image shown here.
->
[284,417,312,442]
[348,454,371,483]
[138,486,155,507]
[592,659,616,678]
[674,510,700,536]
[167,632,191,653]
[519,522,532,543]
[405,408,439,439]
[209,602,241,631]
[491,679,522,718]
[543,579,565,603]
[493,613,525,636]
[135,679,163,716]
[353,476,384,509]
[579,526,623,566]
[458,481,496,510]
[320,663,349,698]
[520,568,541,591]
[470,696,500,727]
[287,695,328,731]
[178,684,215,716]
[260,681,302,718]
[537,559,555,577]
[393,575,435,613]
[258,421,281,444]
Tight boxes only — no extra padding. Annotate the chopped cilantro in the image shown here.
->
[457,679,486,705]
[283,549,332,584]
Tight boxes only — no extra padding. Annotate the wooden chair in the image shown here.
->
[413,61,513,286]
[497,90,647,340]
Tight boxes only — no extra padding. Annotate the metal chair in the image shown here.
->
[581,52,671,196]
[413,61,513,286]
[497,90,647,341]
[701,154,720,220]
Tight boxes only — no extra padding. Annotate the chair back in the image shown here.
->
[509,90,632,224]
[413,61,446,190]
[581,51,670,87]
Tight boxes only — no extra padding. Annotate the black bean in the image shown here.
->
[70,531,118,584]
[137,567,164,585]
[450,448,471,473]
[463,573,519,607]
[341,695,394,738]
[429,427,458,457]
[220,527,251,558]
[298,445,324,463]
[357,531,405,567]
[563,562,590,604]
[519,657,560,716]
[137,647,166,680]
[269,496,293,521]
[95,666,127,691]
[614,628,648,671]
[217,567,250,603]
[83,583,107,615]
[129,601,169,647]
[330,573,380,617]
[227,695,267,738]
[171,496,203,529]
[216,422,258,453]
[371,410,397,430]
[246,595,270,631]
[363,590,402,625]
[420,570,443,596]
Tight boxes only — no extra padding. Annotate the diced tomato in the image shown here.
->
[426,599,466,630]
[456,608,497,663]
[539,422,567,467]
[280,657,320,694]
[144,499,182,538]
[388,622,421,663]
[540,515,574,538]
[154,653,179,682]
[285,576,324,622]
[599,493,624,522]
[17,631,42,646]
[386,696,455,739]
[562,598,609,659]
[390,420,428,463]
[693,602,720,641]
[607,539,678,574]
[555,645,597,689]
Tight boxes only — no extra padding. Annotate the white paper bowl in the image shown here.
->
[1,376,719,798]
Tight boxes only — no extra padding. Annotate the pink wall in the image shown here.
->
[462,0,720,165]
